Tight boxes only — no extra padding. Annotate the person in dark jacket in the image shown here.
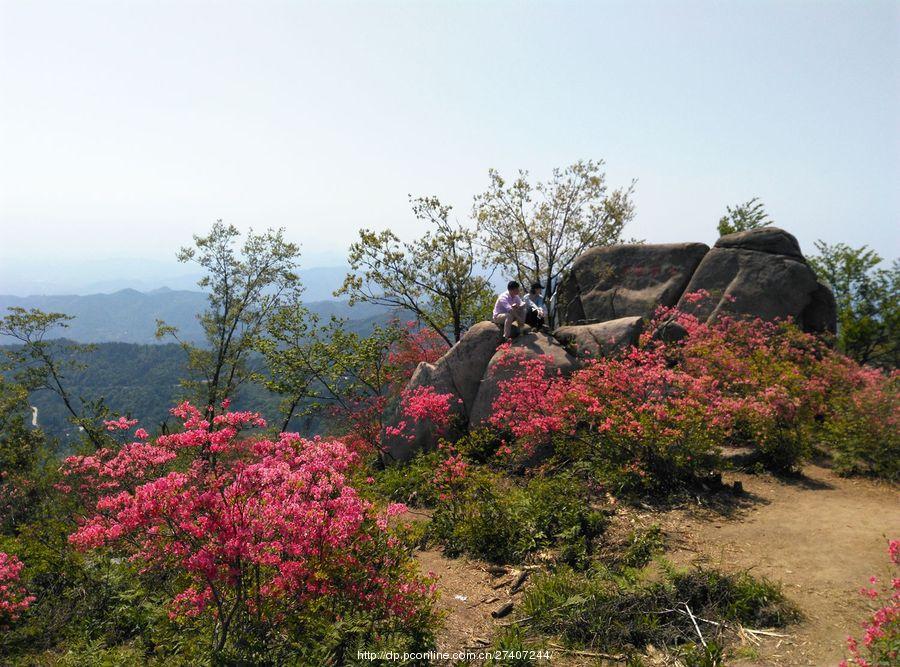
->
[523,282,546,330]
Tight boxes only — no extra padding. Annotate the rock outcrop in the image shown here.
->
[384,227,836,463]
[675,228,836,333]
[553,316,644,359]
[555,243,709,324]
[469,331,579,427]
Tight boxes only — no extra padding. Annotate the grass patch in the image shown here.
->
[518,562,798,656]
[428,470,608,565]
[614,524,665,570]
[370,451,444,506]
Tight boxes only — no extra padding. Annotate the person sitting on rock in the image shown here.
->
[523,281,546,330]
[493,280,526,340]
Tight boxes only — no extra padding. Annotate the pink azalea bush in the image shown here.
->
[0,552,34,624]
[841,539,899,667]
[61,401,436,654]
[324,321,449,457]
[385,385,460,443]
[480,293,898,491]
[385,321,449,387]
[488,342,726,492]
[669,308,897,478]
[823,370,899,481]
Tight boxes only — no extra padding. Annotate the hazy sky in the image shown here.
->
[1,0,898,273]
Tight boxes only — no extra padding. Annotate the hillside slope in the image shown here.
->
[0,290,394,344]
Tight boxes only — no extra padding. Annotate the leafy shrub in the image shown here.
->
[519,563,798,654]
[614,525,665,570]
[454,427,504,464]
[59,402,438,661]
[428,469,606,565]
[370,450,444,506]
[824,371,899,481]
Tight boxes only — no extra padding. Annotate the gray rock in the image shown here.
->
[382,321,502,463]
[801,280,838,334]
[556,243,709,324]
[469,331,579,427]
[553,316,644,359]
[652,319,689,344]
[715,226,805,260]
[675,242,833,332]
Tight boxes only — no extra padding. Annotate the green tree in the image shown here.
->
[0,308,108,448]
[810,241,899,367]
[337,197,494,345]
[473,160,635,326]
[254,293,330,432]
[716,197,773,236]
[0,376,49,531]
[157,221,303,421]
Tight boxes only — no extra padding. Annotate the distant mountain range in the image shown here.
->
[0,258,350,302]
[0,289,397,344]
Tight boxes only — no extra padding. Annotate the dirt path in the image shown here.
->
[419,464,898,665]
[664,464,899,666]
[417,550,505,655]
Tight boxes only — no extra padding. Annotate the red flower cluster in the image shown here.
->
[386,321,449,387]
[0,551,34,623]
[432,452,469,502]
[488,347,569,452]
[841,539,899,667]
[386,385,459,443]
[61,402,434,646]
[482,293,898,486]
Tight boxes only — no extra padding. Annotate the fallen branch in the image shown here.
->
[683,603,707,648]
[509,570,529,594]
[652,607,793,642]
[740,627,791,638]
[547,642,626,662]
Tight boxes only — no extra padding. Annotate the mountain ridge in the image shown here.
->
[0,288,395,345]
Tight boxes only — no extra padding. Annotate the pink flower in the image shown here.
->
[63,401,435,633]
[104,416,139,431]
[0,552,35,621]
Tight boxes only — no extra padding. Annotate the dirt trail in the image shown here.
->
[419,464,899,665]
[666,464,899,666]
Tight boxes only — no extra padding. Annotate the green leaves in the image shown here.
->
[158,221,304,416]
[473,160,635,326]
[716,197,773,236]
[810,241,899,367]
[337,196,494,344]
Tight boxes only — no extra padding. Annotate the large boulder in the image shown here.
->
[714,226,805,259]
[553,316,644,359]
[382,321,502,463]
[556,243,709,324]
[803,281,838,334]
[675,227,836,333]
[469,331,579,428]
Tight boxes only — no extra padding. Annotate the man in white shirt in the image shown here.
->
[493,280,527,340]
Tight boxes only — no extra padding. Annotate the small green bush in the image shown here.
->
[454,427,504,463]
[823,374,899,482]
[370,450,444,506]
[428,471,607,565]
[615,525,665,570]
[484,627,548,666]
[519,563,798,653]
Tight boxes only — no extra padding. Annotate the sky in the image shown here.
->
[1,0,898,292]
